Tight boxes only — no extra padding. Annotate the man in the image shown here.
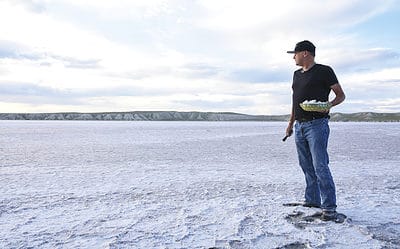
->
[285,40,345,221]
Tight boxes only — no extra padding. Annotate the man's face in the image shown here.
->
[293,51,305,66]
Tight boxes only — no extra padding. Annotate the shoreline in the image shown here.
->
[0,111,399,122]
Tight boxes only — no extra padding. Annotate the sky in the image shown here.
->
[0,0,400,115]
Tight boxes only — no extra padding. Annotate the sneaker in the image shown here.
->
[321,211,337,221]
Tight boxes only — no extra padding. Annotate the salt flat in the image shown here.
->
[0,121,399,248]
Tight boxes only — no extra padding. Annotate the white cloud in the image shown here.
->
[0,0,399,114]
[338,67,400,112]
[0,2,100,59]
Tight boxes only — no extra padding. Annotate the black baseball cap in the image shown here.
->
[287,40,315,54]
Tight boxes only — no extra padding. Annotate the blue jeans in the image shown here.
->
[295,118,336,211]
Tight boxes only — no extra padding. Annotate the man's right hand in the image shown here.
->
[283,125,294,142]
[286,126,293,137]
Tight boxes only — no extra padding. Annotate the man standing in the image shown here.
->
[285,40,345,220]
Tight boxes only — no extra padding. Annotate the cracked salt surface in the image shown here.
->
[1,121,399,248]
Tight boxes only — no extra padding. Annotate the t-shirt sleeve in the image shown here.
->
[325,66,339,88]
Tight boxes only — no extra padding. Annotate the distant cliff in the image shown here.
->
[0,111,289,121]
[0,111,398,122]
[329,112,400,122]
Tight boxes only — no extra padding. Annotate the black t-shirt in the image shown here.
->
[292,64,338,120]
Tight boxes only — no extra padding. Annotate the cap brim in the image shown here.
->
[287,51,296,54]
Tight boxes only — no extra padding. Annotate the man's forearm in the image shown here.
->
[330,83,346,108]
